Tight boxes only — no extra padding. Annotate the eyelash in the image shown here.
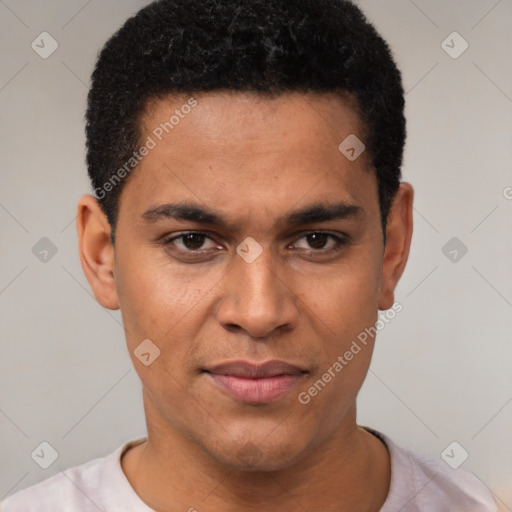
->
[162,230,348,257]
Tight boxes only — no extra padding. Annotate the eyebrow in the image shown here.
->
[141,201,364,228]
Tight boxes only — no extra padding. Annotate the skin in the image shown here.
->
[77,91,413,512]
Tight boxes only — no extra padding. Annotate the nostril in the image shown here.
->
[224,323,242,333]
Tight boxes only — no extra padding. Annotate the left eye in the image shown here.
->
[292,232,345,251]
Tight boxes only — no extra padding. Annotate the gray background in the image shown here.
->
[1,0,511,508]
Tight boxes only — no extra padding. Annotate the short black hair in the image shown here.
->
[85,0,405,240]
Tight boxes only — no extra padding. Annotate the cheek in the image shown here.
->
[296,269,380,431]
[114,259,205,403]
[114,248,226,374]
[116,249,190,327]
[291,252,382,425]
[300,254,382,349]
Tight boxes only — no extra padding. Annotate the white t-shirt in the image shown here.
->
[1,428,497,512]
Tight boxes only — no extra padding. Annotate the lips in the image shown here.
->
[204,360,307,404]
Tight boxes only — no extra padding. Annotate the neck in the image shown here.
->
[122,395,390,512]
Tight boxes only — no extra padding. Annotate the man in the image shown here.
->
[1,0,497,510]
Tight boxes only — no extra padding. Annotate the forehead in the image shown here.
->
[140,90,366,157]
[119,91,378,225]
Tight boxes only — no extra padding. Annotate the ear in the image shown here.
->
[378,182,414,310]
[76,195,119,310]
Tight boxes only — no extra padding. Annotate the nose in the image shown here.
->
[216,244,299,339]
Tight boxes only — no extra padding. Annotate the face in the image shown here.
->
[78,91,412,471]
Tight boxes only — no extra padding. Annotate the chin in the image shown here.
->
[201,430,311,472]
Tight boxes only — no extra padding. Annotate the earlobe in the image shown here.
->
[76,195,119,310]
[378,182,414,310]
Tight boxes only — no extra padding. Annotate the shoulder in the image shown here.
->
[1,456,104,512]
[0,439,142,512]
[364,428,498,512]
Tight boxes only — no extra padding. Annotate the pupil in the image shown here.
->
[308,233,328,249]
[183,233,205,250]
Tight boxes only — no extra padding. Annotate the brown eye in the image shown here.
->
[181,233,207,250]
[306,233,329,249]
[292,232,345,252]
[165,232,219,252]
